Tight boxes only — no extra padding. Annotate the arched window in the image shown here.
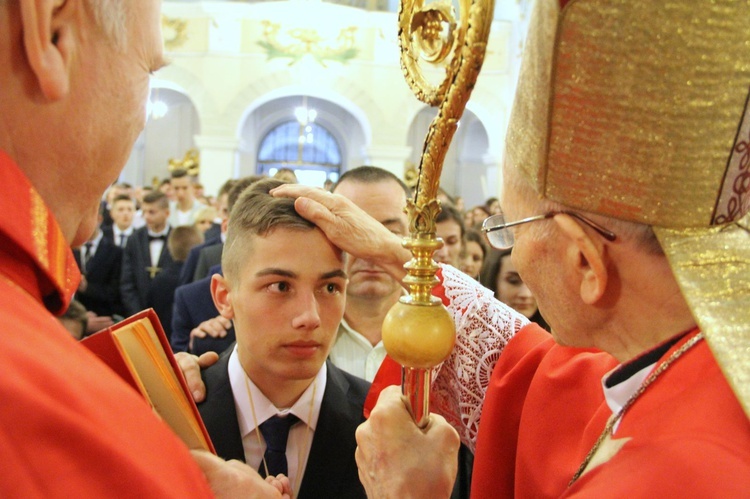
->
[257,121,341,186]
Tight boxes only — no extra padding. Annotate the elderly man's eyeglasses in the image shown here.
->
[481,211,617,249]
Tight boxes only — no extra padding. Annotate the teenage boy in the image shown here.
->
[120,191,173,316]
[103,194,137,248]
[200,178,368,498]
[168,168,205,227]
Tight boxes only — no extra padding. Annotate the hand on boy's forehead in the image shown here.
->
[254,267,348,282]
[240,227,347,282]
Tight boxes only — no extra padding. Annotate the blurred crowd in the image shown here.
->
[60,166,549,346]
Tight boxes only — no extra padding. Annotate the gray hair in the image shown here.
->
[87,0,128,48]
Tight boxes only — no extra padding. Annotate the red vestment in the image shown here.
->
[0,151,213,497]
[473,328,750,497]
[367,265,750,496]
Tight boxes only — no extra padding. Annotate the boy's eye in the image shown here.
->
[268,282,290,293]
[324,282,341,294]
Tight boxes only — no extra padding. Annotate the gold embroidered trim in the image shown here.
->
[30,188,49,270]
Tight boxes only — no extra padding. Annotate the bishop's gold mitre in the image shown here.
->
[507,0,750,418]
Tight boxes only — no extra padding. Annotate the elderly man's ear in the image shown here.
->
[554,214,609,305]
[20,0,74,100]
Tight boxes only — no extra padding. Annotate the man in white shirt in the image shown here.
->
[168,168,205,227]
[327,166,410,381]
[198,178,368,498]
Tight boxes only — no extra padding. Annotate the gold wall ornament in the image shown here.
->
[162,15,189,51]
[257,20,359,67]
[381,0,494,427]
[168,148,200,177]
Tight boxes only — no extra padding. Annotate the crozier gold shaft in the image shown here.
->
[382,0,494,427]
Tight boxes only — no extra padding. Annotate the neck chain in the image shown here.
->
[244,375,316,498]
[568,332,704,487]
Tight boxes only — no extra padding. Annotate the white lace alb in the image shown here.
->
[429,265,528,451]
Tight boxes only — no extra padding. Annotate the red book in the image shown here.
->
[82,309,215,453]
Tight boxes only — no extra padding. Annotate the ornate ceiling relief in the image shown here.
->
[162,15,189,50]
[257,20,359,66]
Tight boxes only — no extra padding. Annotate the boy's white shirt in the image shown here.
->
[228,345,327,489]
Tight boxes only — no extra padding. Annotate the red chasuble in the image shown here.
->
[366,261,750,497]
[473,327,750,497]
[0,151,214,497]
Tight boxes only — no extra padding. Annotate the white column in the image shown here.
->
[194,135,240,197]
[483,152,502,197]
[362,145,413,180]
[120,133,147,187]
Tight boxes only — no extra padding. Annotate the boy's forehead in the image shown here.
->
[241,227,344,272]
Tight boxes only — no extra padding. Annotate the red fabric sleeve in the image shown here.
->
[471,323,554,499]
[363,355,402,418]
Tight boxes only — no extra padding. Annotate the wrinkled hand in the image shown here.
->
[191,450,291,498]
[78,275,88,293]
[86,312,114,334]
[355,386,459,498]
[265,474,292,497]
[271,184,410,282]
[189,315,232,350]
[175,351,219,403]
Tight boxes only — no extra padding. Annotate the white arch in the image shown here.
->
[233,84,373,146]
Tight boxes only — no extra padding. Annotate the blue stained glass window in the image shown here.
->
[257,121,341,184]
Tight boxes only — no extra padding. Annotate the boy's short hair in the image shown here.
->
[334,165,411,198]
[142,191,169,209]
[194,206,217,224]
[170,168,189,180]
[222,178,315,284]
[227,175,266,213]
[168,226,203,262]
[111,194,134,205]
[218,179,238,198]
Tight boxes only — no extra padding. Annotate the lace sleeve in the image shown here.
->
[430,264,528,451]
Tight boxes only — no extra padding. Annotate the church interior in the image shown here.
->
[125,0,534,207]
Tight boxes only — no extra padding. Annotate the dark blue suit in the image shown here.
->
[147,260,183,341]
[193,244,223,282]
[119,226,173,316]
[171,269,235,355]
[179,236,220,286]
[198,353,368,499]
[73,236,123,317]
[203,223,221,243]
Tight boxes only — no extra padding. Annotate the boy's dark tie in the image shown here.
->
[257,414,299,478]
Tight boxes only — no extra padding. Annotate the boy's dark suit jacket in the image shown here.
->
[101,225,134,249]
[101,224,115,245]
[73,236,123,317]
[170,272,235,355]
[119,226,173,316]
[193,243,223,282]
[198,352,368,499]
[146,260,183,340]
[179,236,221,286]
